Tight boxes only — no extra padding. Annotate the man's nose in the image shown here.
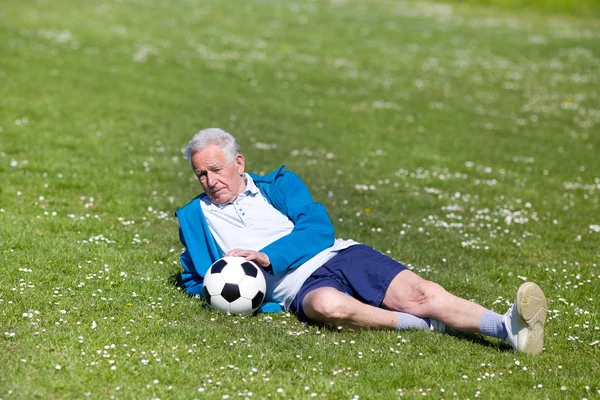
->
[206,171,217,187]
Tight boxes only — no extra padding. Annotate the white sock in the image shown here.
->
[478,310,507,339]
[395,312,430,330]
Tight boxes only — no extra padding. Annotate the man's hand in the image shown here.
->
[226,249,271,269]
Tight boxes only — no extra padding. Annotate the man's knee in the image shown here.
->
[303,288,350,321]
[411,280,446,305]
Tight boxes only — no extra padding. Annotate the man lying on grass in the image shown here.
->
[175,128,548,354]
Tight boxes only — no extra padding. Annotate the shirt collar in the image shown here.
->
[207,173,258,209]
[242,173,260,196]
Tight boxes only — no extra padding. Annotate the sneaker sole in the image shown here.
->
[516,282,547,354]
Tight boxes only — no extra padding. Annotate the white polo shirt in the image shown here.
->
[200,174,358,309]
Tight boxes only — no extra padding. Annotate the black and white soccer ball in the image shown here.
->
[202,256,266,315]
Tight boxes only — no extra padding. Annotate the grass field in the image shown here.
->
[445,0,600,17]
[1,0,600,398]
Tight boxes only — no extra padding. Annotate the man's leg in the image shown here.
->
[302,287,436,332]
[381,269,486,333]
[302,287,398,330]
[302,272,485,333]
[381,269,548,354]
[299,246,488,333]
[302,269,546,354]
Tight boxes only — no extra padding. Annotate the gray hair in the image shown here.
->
[182,128,241,167]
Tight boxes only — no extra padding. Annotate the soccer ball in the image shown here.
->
[202,256,266,315]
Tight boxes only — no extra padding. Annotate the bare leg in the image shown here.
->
[382,269,487,333]
[302,270,489,334]
[302,287,399,330]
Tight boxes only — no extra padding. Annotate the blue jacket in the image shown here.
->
[175,165,335,312]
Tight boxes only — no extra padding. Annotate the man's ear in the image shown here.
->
[235,154,245,175]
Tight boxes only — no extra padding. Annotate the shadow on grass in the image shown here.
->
[304,318,514,351]
[448,331,514,351]
[168,271,184,288]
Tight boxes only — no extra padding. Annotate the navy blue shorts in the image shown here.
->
[290,244,409,323]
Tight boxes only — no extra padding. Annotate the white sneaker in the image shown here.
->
[503,282,547,354]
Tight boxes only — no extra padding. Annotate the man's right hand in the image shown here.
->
[226,249,271,269]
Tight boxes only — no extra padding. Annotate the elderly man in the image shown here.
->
[175,128,548,354]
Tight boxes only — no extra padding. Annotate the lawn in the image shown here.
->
[1,0,599,398]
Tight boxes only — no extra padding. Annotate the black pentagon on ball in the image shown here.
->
[202,286,212,305]
[210,258,228,274]
[241,262,258,278]
[252,291,265,309]
[221,283,241,302]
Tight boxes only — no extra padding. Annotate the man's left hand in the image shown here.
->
[226,249,271,268]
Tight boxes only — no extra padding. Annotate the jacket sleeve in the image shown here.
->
[177,227,205,297]
[259,171,335,274]
[175,198,222,298]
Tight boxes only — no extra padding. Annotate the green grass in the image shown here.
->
[1,0,600,398]
[446,0,600,18]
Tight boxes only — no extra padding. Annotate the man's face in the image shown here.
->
[191,144,246,204]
